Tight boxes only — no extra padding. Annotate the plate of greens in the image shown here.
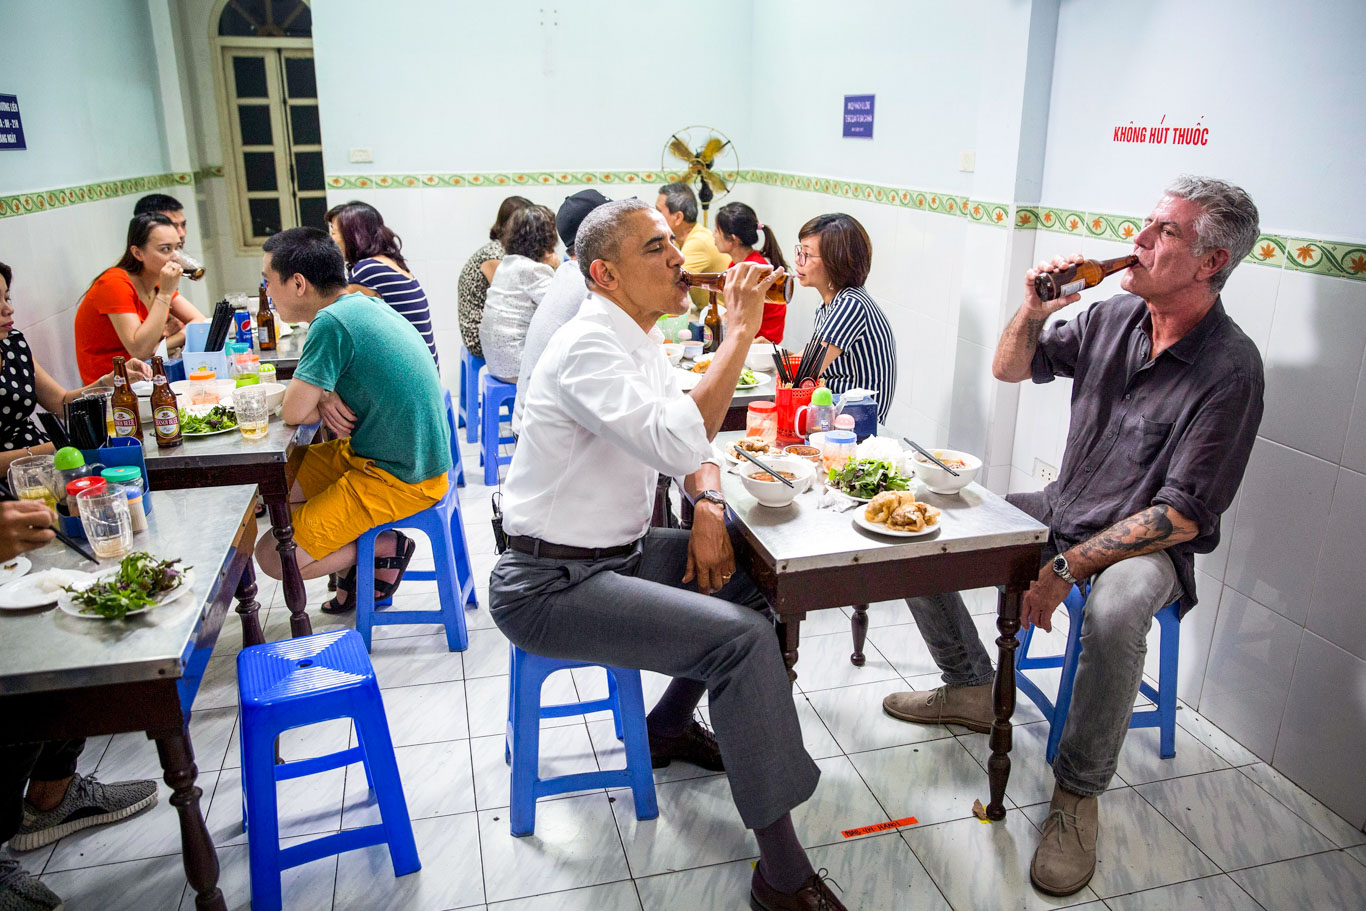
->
[827,458,914,502]
[179,404,238,436]
[735,368,770,390]
[58,553,194,620]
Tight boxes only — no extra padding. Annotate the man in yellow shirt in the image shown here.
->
[656,183,730,312]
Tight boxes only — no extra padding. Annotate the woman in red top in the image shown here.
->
[73,214,205,382]
[713,201,790,343]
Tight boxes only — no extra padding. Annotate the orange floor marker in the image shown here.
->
[841,816,919,839]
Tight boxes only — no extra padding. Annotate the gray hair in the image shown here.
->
[575,198,654,284]
[657,182,698,223]
[1164,175,1260,294]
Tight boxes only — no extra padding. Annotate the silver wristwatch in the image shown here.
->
[1052,553,1079,585]
[698,490,726,508]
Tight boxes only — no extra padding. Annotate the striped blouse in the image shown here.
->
[811,285,897,422]
[349,258,439,366]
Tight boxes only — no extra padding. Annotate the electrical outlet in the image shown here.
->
[348,148,373,163]
[958,151,976,172]
[1033,458,1058,484]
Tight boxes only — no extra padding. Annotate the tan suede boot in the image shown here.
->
[882,684,994,733]
[1030,784,1099,896]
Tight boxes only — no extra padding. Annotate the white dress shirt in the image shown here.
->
[501,293,714,548]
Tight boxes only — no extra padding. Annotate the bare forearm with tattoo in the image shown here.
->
[1065,504,1198,579]
[992,306,1052,382]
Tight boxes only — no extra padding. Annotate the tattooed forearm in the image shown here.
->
[1066,504,1199,578]
[994,309,1052,381]
[1023,316,1045,347]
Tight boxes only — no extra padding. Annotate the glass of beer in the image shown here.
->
[172,249,206,281]
[233,385,270,441]
[75,488,133,560]
[7,455,58,519]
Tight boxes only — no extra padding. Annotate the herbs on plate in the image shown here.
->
[64,552,189,619]
[179,404,237,434]
[828,458,912,499]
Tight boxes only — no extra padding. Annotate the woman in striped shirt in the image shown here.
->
[326,201,439,366]
[795,213,897,422]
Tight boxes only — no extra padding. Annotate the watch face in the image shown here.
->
[1052,555,1066,570]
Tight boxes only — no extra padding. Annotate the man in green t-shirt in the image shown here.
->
[253,227,451,613]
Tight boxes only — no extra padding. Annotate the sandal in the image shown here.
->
[321,564,358,614]
[373,531,416,602]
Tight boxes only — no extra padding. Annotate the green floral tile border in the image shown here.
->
[738,169,1013,228]
[0,166,229,220]
[325,169,694,190]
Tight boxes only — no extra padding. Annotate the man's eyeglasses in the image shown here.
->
[793,246,820,266]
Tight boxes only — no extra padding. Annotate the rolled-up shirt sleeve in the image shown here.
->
[1151,371,1264,536]
[553,332,713,477]
[1031,304,1094,384]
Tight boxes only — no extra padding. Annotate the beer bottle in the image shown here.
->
[149,356,183,449]
[703,292,723,354]
[1034,255,1139,302]
[111,357,142,440]
[682,269,793,305]
[256,284,277,351]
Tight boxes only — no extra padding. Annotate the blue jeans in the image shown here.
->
[905,551,1180,796]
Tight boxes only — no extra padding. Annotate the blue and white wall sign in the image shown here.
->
[843,94,875,139]
[0,95,25,150]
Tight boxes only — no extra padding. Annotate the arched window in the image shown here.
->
[213,0,325,248]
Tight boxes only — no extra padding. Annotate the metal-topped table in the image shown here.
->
[142,418,321,639]
[716,431,1048,820]
[256,326,306,380]
[0,485,264,911]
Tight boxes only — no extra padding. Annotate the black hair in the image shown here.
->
[325,200,408,270]
[133,193,184,216]
[499,205,558,261]
[115,214,177,274]
[0,261,10,287]
[715,202,788,273]
[657,183,698,222]
[797,213,873,291]
[263,227,348,293]
[490,196,534,242]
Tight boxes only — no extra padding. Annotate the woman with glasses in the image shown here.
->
[794,213,897,421]
[713,201,790,343]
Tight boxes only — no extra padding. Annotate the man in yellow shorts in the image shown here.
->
[252,227,451,613]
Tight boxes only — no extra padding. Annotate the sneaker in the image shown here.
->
[1030,784,1099,896]
[0,854,63,910]
[882,683,993,733]
[649,719,725,771]
[10,774,157,851]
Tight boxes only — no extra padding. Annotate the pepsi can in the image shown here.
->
[233,310,253,345]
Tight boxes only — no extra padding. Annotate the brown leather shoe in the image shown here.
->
[750,867,847,910]
[649,720,724,771]
[1030,784,1098,896]
[882,683,993,733]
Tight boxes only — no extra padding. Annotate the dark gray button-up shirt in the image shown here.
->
[1021,292,1264,612]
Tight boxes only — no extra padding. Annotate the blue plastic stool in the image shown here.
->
[1016,583,1181,762]
[479,374,516,486]
[237,630,419,911]
[504,644,658,836]
[459,347,485,444]
[443,389,466,489]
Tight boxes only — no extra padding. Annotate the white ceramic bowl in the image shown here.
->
[739,455,815,507]
[910,448,982,495]
[662,343,685,367]
[682,341,704,361]
[169,380,286,412]
[745,342,778,372]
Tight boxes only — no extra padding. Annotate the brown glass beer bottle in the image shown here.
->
[149,356,183,449]
[1034,255,1139,302]
[256,285,277,351]
[682,270,793,305]
[111,357,143,440]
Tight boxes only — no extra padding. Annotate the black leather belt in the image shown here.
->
[507,535,638,561]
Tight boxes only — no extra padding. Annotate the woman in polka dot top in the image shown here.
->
[0,261,152,472]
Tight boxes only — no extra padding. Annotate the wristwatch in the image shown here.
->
[1052,553,1079,585]
[698,490,727,508]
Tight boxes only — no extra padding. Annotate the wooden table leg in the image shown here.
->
[154,729,225,911]
[235,560,265,648]
[849,604,869,666]
[776,617,801,685]
[986,586,1023,820]
[266,497,312,638]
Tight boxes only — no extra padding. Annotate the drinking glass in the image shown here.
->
[7,455,58,516]
[233,385,270,441]
[87,386,116,436]
[172,249,206,280]
[76,488,133,561]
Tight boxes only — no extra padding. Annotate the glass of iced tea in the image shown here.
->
[76,488,133,561]
[233,385,269,440]
[7,455,58,519]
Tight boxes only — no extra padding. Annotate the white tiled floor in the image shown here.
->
[11,435,1366,910]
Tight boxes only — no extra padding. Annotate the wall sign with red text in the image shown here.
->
[1111,115,1209,146]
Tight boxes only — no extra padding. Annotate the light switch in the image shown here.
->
[349,148,373,163]
[958,151,976,172]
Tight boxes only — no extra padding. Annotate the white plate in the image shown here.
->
[735,373,773,391]
[183,425,240,438]
[0,555,31,586]
[720,440,782,464]
[829,487,873,504]
[852,510,941,538]
[675,367,771,391]
[0,566,90,611]
[57,568,196,620]
[131,381,154,397]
